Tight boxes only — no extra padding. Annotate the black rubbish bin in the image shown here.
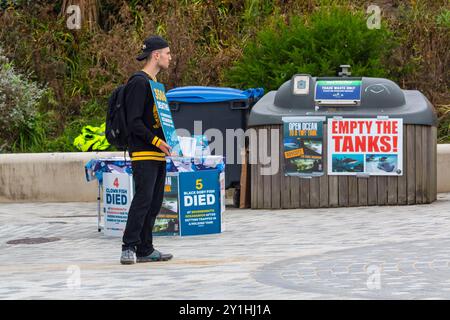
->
[248,70,438,209]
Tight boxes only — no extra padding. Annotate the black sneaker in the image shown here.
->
[137,249,173,263]
[120,248,136,265]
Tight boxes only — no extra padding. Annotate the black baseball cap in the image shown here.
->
[136,35,169,61]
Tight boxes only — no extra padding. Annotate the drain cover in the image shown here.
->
[7,237,61,245]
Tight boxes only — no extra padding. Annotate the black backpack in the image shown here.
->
[105,71,150,150]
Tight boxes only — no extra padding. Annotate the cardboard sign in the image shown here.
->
[178,170,221,236]
[103,172,180,237]
[98,159,225,237]
[149,80,180,152]
[328,118,403,176]
[103,172,133,237]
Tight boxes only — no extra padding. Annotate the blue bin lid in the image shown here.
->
[166,86,264,104]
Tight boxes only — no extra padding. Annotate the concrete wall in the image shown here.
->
[437,144,450,194]
[0,152,125,202]
[0,146,449,202]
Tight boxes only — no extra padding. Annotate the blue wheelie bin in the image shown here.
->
[166,86,264,206]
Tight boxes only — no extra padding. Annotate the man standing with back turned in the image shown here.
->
[120,35,173,265]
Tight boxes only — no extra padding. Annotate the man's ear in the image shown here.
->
[152,50,160,61]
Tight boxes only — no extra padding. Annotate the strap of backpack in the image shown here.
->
[128,71,151,83]
[122,70,151,112]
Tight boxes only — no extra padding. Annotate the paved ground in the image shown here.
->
[1,193,450,300]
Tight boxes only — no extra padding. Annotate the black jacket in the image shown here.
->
[125,72,166,161]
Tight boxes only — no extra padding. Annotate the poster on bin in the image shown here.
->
[149,80,180,153]
[179,170,221,236]
[327,118,403,176]
[282,117,324,177]
[155,174,180,236]
[315,80,362,103]
[103,172,133,237]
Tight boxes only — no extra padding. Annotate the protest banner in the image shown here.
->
[150,80,180,152]
[178,170,221,236]
[103,172,133,237]
[327,118,403,176]
[282,117,324,177]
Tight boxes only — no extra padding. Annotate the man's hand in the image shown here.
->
[157,140,172,156]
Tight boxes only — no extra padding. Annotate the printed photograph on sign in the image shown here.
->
[161,175,178,214]
[286,158,322,174]
[366,154,399,174]
[153,216,179,236]
[331,154,364,173]
[155,175,179,236]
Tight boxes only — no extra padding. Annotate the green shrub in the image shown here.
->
[436,8,450,28]
[1,1,447,150]
[0,47,48,152]
[224,5,396,90]
[43,98,109,152]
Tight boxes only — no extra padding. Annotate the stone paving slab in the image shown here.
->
[0,193,449,299]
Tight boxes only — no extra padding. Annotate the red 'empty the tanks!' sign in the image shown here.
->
[327,118,403,176]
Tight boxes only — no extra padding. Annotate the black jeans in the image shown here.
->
[122,160,166,256]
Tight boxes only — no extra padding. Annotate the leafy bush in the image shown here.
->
[0,47,48,152]
[436,8,450,28]
[224,5,396,91]
[1,1,448,150]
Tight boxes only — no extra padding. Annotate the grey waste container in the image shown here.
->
[248,71,438,209]
[166,86,264,207]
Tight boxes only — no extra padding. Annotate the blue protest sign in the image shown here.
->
[178,170,221,236]
[149,80,180,151]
